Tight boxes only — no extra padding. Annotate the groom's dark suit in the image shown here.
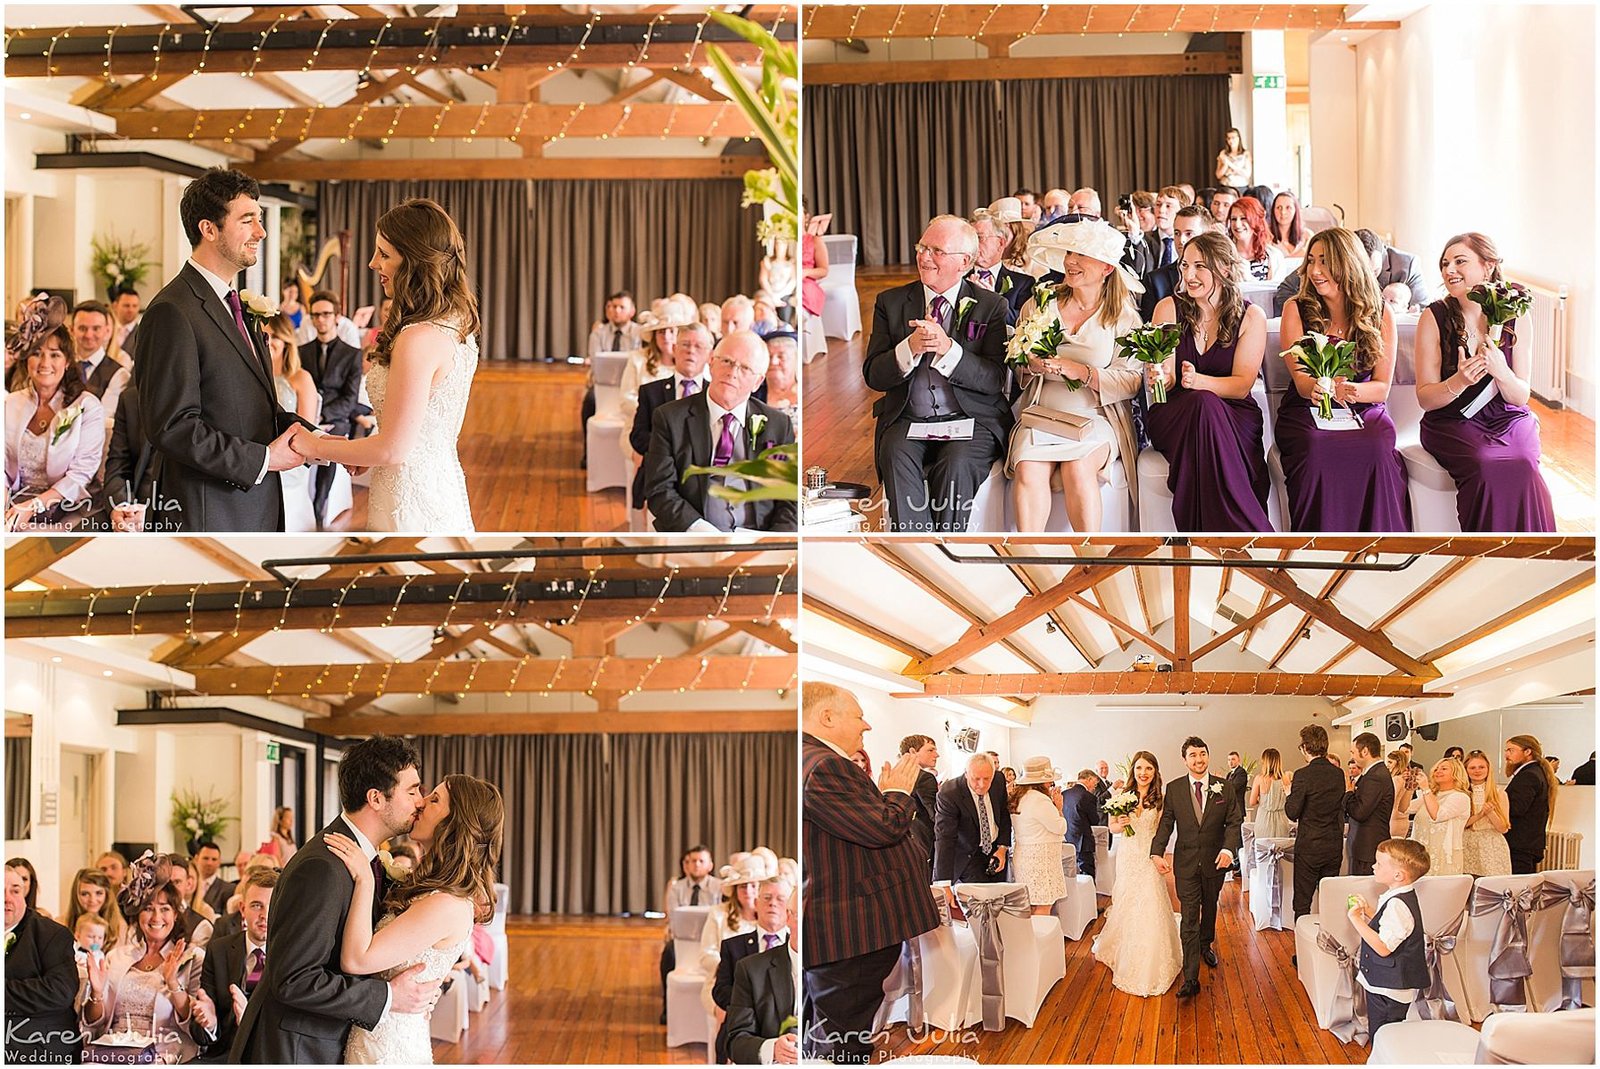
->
[1152,773,1243,986]
[863,280,1011,531]
[136,262,298,532]
[229,816,389,1064]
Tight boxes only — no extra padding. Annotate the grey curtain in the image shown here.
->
[6,737,30,840]
[804,75,1233,265]
[414,731,795,915]
[319,178,760,361]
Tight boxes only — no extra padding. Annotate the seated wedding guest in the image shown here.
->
[1008,758,1068,915]
[1035,187,1067,224]
[801,682,936,1063]
[658,844,719,1023]
[82,879,205,1063]
[1178,182,1198,206]
[192,843,233,917]
[174,857,218,948]
[111,288,142,352]
[98,851,129,891]
[628,322,713,512]
[763,330,799,413]
[67,868,128,952]
[1216,128,1253,189]
[1269,190,1309,262]
[1008,219,1143,532]
[1140,204,1213,319]
[1387,752,1415,838]
[1059,771,1100,878]
[72,300,131,424]
[1140,187,1186,279]
[1381,282,1412,319]
[267,807,297,866]
[5,325,105,530]
[1462,750,1513,877]
[750,293,781,338]
[712,876,791,1062]
[1225,196,1284,283]
[1415,232,1556,531]
[698,851,771,1023]
[101,375,179,531]
[1011,187,1041,221]
[193,867,276,1061]
[618,302,685,433]
[1145,230,1272,531]
[865,215,1010,532]
[800,204,829,346]
[725,893,800,1065]
[934,753,1012,884]
[1504,734,1558,874]
[1287,724,1347,920]
[299,293,362,528]
[1067,187,1102,220]
[698,302,723,342]
[278,282,303,331]
[1274,229,1427,316]
[263,314,320,423]
[291,297,361,349]
[1208,186,1239,226]
[6,860,81,1065]
[1347,838,1430,1044]
[1407,758,1470,875]
[1131,191,1158,236]
[644,331,796,532]
[968,200,1037,326]
[588,290,640,357]
[721,295,755,337]
[361,296,390,351]
[73,914,108,1011]
[1276,227,1411,531]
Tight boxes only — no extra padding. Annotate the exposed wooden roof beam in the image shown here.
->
[1064,591,1178,664]
[912,671,1444,699]
[6,538,90,589]
[1265,552,1363,669]
[1317,558,1476,674]
[804,5,1383,39]
[320,709,795,736]
[1421,570,1596,663]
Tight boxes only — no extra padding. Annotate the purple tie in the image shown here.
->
[763,933,781,951]
[245,947,264,995]
[929,295,948,328]
[224,290,252,346]
[975,269,993,289]
[681,378,698,397]
[712,411,737,467]
[1193,780,1205,820]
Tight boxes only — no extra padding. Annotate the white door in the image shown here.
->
[59,749,96,911]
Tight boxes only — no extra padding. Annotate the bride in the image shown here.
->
[325,774,503,1065]
[1092,750,1182,996]
[288,198,480,531]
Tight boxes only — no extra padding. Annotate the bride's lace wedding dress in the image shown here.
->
[1092,805,1182,996]
[366,321,478,532]
[343,903,471,1065]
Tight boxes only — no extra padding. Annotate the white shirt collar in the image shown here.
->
[816,736,852,762]
[757,925,790,944]
[707,394,750,431]
[82,347,107,368]
[922,280,964,314]
[340,815,381,862]
[188,258,236,301]
[1190,774,1211,789]
[245,934,266,959]
[1376,883,1413,909]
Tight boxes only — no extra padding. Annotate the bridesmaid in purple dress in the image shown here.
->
[1415,232,1555,531]
[1144,231,1272,531]
[1275,227,1412,532]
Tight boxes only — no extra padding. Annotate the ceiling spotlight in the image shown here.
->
[102,670,114,677]
[1044,619,1058,633]
[50,656,62,663]
[1362,552,1380,564]
[19,112,32,121]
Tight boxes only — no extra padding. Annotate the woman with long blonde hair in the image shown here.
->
[286,197,480,532]
[1250,748,1292,837]
[1274,226,1411,531]
[1408,757,1471,875]
[326,774,503,1064]
[1462,750,1513,876]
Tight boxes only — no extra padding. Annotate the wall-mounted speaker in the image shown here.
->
[1417,723,1440,742]
[1384,712,1410,743]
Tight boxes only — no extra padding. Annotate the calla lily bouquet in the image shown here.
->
[1006,302,1080,388]
[1284,332,1357,421]
[1468,280,1533,345]
[1103,790,1142,836]
[1116,323,1182,403]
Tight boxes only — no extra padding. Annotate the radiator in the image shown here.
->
[1510,275,1570,407]
[1542,830,1584,871]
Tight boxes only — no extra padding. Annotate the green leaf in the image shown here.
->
[683,445,800,504]
[707,9,798,79]
[706,42,797,188]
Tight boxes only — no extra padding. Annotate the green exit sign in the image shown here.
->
[266,741,280,764]
[1254,74,1285,89]
[1363,718,1374,729]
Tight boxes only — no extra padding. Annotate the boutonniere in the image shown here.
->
[998,273,1014,295]
[5,931,15,954]
[50,405,82,445]
[748,413,768,446]
[376,850,408,882]
[1209,782,1225,798]
[955,295,977,329]
[238,290,279,323]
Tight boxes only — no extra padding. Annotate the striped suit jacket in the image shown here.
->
[802,732,940,967]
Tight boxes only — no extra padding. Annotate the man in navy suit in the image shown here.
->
[802,683,937,1063]
[1060,771,1102,879]
[932,754,1012,884]
[629,323,712,510]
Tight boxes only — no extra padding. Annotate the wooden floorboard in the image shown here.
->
[808,268,1595,533]
[433,915,705,1065]
[878,875,1374,1064]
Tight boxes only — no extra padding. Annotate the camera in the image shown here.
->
[1118,193,1134,213]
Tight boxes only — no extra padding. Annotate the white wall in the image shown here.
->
[805,669,1013,782]
[1342,5,1597,412]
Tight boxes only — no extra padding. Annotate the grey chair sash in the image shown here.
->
[1253,839,1293,924]
[1417,906,1467,1022]
[1315,929,1368,1045]
[1470,880,1556,1011]
[1060,843,1079,881]
[1542,879,1595,1009]
[953,885,1031,1031]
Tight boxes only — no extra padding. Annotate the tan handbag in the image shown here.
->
[1014,373,1092,441]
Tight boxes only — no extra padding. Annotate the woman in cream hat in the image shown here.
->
[1009,756,1069,913]
[698,848,783,1015]
[1005,218,1144,532]
[618,298,696,484]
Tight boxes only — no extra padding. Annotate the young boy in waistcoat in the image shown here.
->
[1347,837,1432,1043]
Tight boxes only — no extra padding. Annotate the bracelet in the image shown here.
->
[1445,380,1462,398]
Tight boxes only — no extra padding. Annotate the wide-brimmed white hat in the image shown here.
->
[720,846,780,889]
[1015,755,1062,786]
[1026,219,1146,294]
[636,297,694,335]
[983,196,1030,227]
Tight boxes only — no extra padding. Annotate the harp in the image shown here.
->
[296,232,352,312]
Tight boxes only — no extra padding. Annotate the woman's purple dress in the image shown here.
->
[1146,329,1271,531]
[1418,304,1555,532]
[1274,336,1412,532]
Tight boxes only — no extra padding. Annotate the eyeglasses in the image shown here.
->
[915,244,969,260]
[713,355,763,377]
[310,310,337,319]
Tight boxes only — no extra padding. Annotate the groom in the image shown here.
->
[1151,736,1243,998]
[230,736,441,1063]
[135,167,308,532]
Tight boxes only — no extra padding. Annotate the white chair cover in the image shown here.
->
[1092,827,1114,897]
[486,881,509,991]
[1366,1018,1482,1064]
[1249,836,1296,931]
[1529,869,1596,1012]
[428,974,470,1043]
[954,882,1065,1030]
[877,884,982,1033]
[462,968,490,1012]
[1294,873,1383,1042]
[966,458,1132,533]
[323,464,354,526]
[585,413,629,492]
[1458,874,1564,1021]
[281,464,317,532]
[818,234,862,340]
[666,968,709,1047]
[1413,874,1475,1023]
[670,905,712,972]
[1478,1006,1596,1064]
[592,350,630,388]
[1053,843,1098,941]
